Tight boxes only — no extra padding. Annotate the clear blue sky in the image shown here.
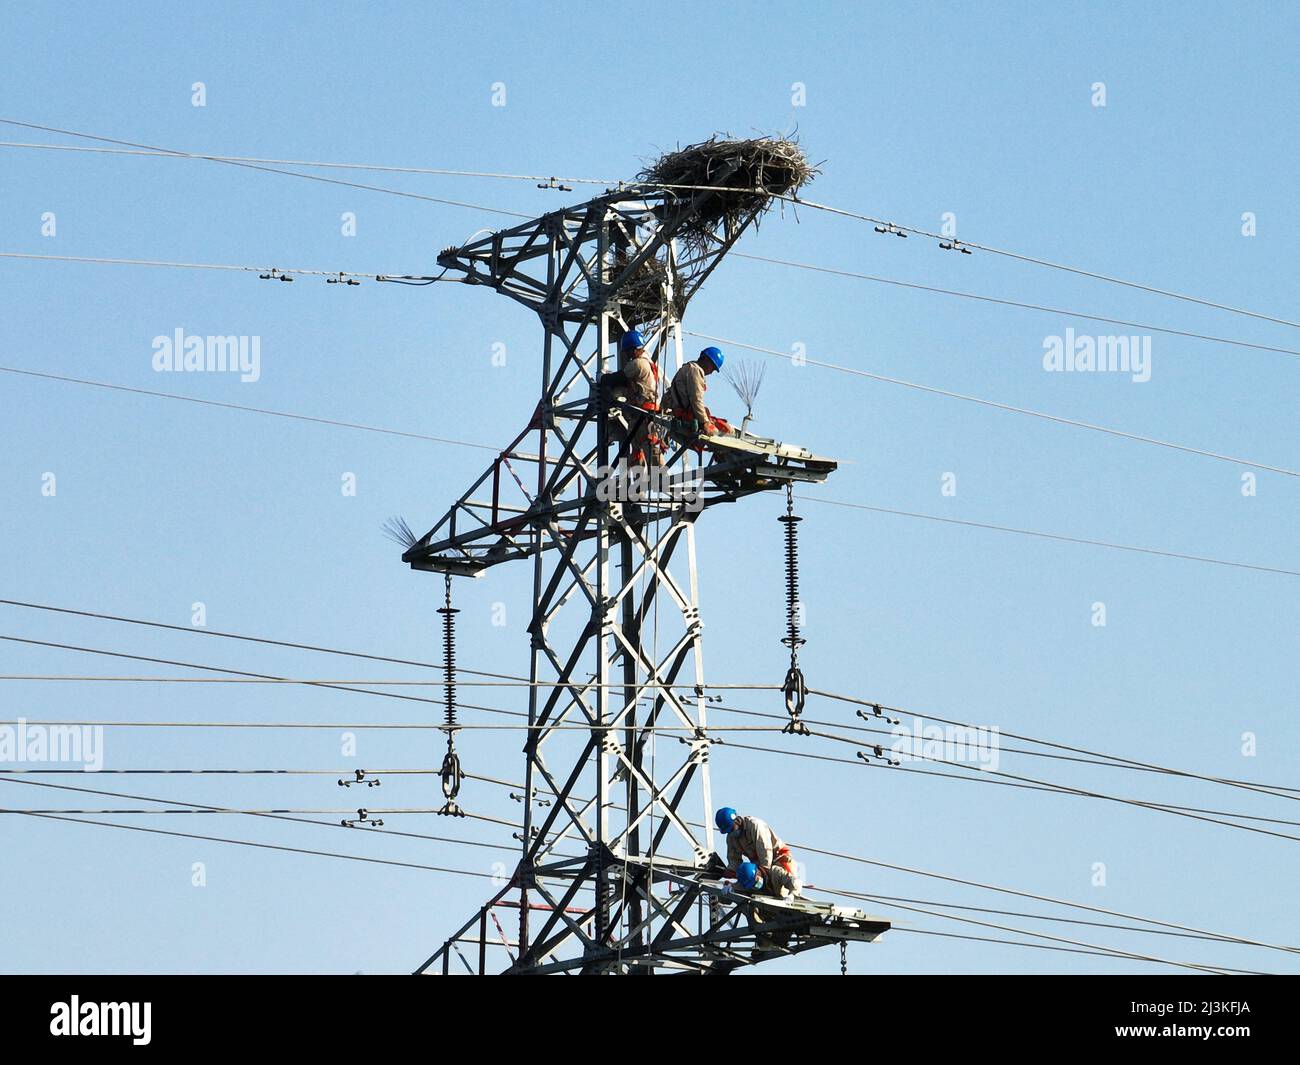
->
[2,1,1297,974]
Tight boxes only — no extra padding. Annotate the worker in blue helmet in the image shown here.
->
[663,346,733,445]
[609,328,661,466]
[736,862,764,892]
[713,807,801,898]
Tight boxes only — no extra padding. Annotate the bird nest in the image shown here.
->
[612,252,681,323]
[639,136,816,236]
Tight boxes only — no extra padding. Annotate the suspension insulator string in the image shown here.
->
[437,573,466,816]
[778,483,809,735]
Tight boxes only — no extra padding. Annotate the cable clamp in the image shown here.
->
[857,703,901,727]
[856,746,901,768]
[342,808,384,828]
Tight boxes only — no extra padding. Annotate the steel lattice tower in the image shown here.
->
[404,146,887,973]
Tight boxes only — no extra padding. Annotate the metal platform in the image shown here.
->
[401,423,837,576]
[697,428,838,494]
[416,857,890,975]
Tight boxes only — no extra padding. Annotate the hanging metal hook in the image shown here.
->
[438,746,465,817]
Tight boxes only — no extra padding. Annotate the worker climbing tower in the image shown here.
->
[400,138,888,973]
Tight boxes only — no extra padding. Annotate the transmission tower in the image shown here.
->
[402,141,889,973]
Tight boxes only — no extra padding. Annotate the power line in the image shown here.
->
[886,924,1201,963]
[7,126,1297,335]
[5,540,1293,868]
[11,777,1273,970]
[0,118,531,218]
[0,766,437,776]
[19,713,1277,840]
[10,676,1289,967]
[17,800,1265,974]
[9,621,1294,827]
[8,325,1289,491]
[11,242,1296,362]
[9,596,1295,797]
[0,365,499,450]
[0,139,621,186]
[807,724,1300,844]
[1,719,471,729]
[27,807,1262,973]
[23,769,1285,962]
[690,330,1300,478]
[5,365,1294,580]
[732,252,1300,358]
[16,809,503,878]
[467,708,1300,835]
[769,198,1300,333]
[0,715,776,734]
[445,734,1300,846]
[0,673,756,691]
[793,846,1299,955]
[0,251,446,282]
[726,732,1300,834]
[3,807,508,816]
[806,689,1300,801]
[0,598,526,682]
[834,890,1277,947]
[806,887,1257,975]
[7,653,1289,827]
[713,700,1300,804]
[0,776,523,851]
[0,633,508,712]
[799,497,1300,578]
[19,813,1233,973]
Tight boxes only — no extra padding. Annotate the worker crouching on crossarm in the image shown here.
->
[715,806,803,899]
[664,346,734,446]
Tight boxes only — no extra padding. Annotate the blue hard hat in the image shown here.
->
[620,330,646,351]
[737,862,761,891]
[715,806,737,834]
[700,345,724,370]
